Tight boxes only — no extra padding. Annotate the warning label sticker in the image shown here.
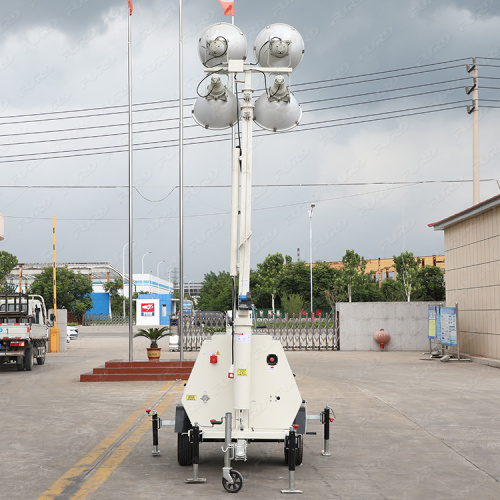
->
[234,332,251,344]
[237,369,247,376]
[186,395,197,401]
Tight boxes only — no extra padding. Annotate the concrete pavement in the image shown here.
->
[1,330,499,499]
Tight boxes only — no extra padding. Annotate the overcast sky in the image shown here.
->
[1,0,499,283]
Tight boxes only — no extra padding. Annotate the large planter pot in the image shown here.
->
[147,347,162,361]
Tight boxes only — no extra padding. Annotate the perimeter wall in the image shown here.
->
[338,302,442,351]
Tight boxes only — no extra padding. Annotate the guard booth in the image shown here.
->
[136,294,172,326]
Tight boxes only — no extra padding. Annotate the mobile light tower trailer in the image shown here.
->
[174,22,311,493]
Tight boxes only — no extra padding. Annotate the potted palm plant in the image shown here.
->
[134,326,172,361]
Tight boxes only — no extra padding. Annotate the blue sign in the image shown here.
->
[183,300,193,315]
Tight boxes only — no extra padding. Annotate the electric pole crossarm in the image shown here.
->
[465,57,479,205]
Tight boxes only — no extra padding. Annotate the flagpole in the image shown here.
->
[179,0,185,361]
[127,4,134,361]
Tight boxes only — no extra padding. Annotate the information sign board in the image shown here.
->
[440,307,457,346]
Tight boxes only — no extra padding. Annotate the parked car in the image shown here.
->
[68,326,79,340]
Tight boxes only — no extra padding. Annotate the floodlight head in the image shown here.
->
[192,75,239,130]
[198,23,248,68]
[253,76,302,132]
[254,23,304,70]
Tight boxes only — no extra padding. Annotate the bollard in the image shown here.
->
[186,424,206,483]
[281,426,303,494]
[321,405,334,456]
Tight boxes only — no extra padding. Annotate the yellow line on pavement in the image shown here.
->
[38,381,178,500]
[69,385,182,499]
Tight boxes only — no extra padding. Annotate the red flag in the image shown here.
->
[218,0,234,16]
[128,0,133,15]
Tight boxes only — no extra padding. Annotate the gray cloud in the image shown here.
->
[0,0,498,281]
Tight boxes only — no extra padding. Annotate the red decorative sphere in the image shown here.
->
[374,329,391,349]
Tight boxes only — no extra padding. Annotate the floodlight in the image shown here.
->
[192,74,239,130]
[253,75,302,132]
[254,23,304,70]
[198,23,248,68]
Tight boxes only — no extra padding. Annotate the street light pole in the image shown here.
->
[141,251,151,275]
[157,259,166,295]
[122,242,130,318]
[309,203,315,322]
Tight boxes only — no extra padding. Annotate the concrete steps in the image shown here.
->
[80,359,195,382]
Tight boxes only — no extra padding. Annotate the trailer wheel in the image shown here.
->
[284,434,303,466]
[23,348,33,371]
[177,433,193,466]
[222,469,243,493]
[16,358,24,371]
[36,353,46,365]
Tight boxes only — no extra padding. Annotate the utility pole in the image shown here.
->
[466,57,479,205]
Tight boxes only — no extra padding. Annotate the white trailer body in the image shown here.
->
[182,332,302,442]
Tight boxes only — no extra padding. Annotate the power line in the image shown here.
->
[1,56,497,163]
[0,59,474,126]
[2,179,496,190]
[0,79,469,140]
[0,85,467,148]
[294,70,468,94]
[3,178,491,221]
[0,102,468,164]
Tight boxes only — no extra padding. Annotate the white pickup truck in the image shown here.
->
[0,293,49,371]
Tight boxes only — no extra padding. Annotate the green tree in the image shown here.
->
[325,284,347,310]
[280,261,311,308]
[393,251,421,302]
[103,278,125,317]
[311,261,340,310]
[281,293,305,316]
[0,250,18,291]
[353,274,381,302]
[379,277,404,301]
[339,250,368,302]
[254,253,288,314]
[415,266,445,301]
[30,267,93,320]
[197,271,233,312]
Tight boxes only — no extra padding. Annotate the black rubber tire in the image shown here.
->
[16,358,24,371]
[177,433,193,466]
[36,353,46,365]
[23,348,33,371]
[284,434,303,466]
[222,469,243,493]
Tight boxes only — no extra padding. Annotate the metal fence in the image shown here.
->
[180,312,339,351]
[83,312,340,351]
[83,314,131,326]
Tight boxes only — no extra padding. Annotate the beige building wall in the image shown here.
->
[443,207,500,358]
